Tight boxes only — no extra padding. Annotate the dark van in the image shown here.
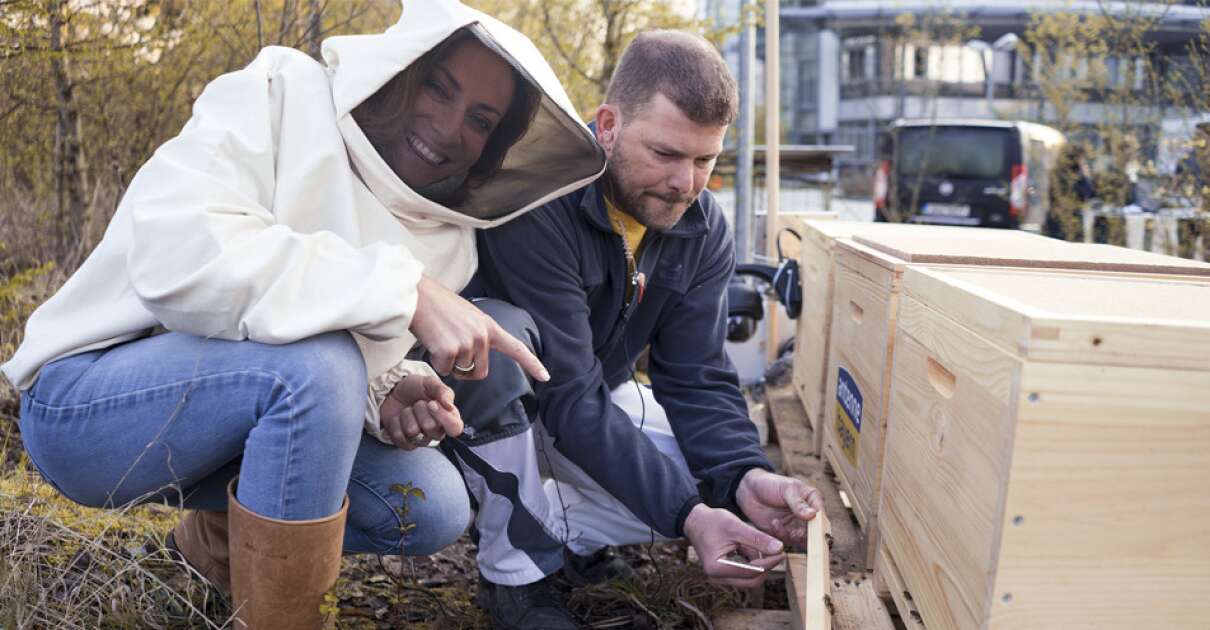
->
[873,119,1066,230]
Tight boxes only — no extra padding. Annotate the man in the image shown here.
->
[441,31,824,629]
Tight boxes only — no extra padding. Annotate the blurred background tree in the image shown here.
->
[1016,3,1210,241]
[466,0,729,118]
[0,0,398,407]
[0,0,719,409]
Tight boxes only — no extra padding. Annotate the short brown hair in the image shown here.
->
[605,30,737,127]
[353,28,541,204]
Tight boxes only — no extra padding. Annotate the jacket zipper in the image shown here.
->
[597,232,644,357]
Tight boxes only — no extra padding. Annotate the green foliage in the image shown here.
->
[1,261,55,336]
[0,261,58,409]
[390,481,427,548]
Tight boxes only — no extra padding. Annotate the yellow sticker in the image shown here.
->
[834,367,863,467]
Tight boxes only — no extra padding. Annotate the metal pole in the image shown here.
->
[984,52,994,113]
[735,0,756,264]
[764,0,781,363]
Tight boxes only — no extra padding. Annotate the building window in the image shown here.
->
[913,46,928,79]
[842,35,875,83]
[847,47,866,82]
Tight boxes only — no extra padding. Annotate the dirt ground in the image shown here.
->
[0,395,787,629]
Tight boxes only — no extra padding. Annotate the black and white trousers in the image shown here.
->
[440,300,690,587]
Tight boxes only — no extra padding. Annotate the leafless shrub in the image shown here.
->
[0,470,232,629]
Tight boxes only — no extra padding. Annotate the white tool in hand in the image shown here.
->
[717,556,766,573]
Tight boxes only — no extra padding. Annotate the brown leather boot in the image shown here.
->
[226,479,347,630]
[166,510,232,595]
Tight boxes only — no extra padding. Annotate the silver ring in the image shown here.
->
[452,361,475,373]
[408,434,427,445]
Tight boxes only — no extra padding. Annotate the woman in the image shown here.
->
[0,1,604,627]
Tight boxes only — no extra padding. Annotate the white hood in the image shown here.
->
[2,0,603,443]
[325,0,604,229]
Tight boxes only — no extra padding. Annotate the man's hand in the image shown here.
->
[735,469,824,546]
[683,503,786,588]
[378,375,463,450]
[410,275,550,382]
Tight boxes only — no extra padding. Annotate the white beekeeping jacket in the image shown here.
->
[2,0,605,441]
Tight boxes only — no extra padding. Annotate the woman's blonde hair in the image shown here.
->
[353,28,541,205]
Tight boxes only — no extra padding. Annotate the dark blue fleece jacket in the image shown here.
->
[470,180,775,537]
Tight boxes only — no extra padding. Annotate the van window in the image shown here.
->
[897,127,1010,179]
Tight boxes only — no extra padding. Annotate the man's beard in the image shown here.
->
[602,141,695,231]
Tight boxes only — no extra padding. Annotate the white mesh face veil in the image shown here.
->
[324,1,605,229]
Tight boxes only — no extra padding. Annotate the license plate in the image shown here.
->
[922,203,971,217]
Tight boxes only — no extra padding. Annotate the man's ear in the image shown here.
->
[595,104,622,156]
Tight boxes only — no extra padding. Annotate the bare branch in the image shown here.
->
[254,0,265,50]
[539,2,603,88]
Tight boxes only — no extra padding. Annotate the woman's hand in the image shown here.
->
[379,375,463,450]
[409,275,550,382]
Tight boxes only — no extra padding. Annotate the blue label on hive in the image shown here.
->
[835,367,863,467]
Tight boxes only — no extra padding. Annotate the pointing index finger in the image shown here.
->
[488,323,550,382]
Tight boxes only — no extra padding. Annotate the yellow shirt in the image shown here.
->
[605,198,651,382]
[605,197,646,260]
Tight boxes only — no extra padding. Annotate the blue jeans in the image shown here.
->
[17,331,470,556]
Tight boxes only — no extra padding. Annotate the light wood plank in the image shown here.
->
[984,361,1210,629]
[876,545,926,630]
[714,609,793,629]
[879,309,1021,630]
[830,574,896,630]
[786,553,810,630]
[793,221,848,448]
[900,266,1210,370]
[787,512,835,630]
[805,511,832,630]
[853,231,1210,276]
[821,263,895,531]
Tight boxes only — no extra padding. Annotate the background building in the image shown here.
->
[705,0,1210,196]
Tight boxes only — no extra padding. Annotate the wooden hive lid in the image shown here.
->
[800,220,974,251]
[902,266,1210,371]
[854,231,1210,277]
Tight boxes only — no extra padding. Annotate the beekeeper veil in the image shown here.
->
[323,0,605,229]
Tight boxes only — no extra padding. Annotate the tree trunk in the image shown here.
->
[600,0,621,92]
[48,0,87,266]
[308,0,322,60]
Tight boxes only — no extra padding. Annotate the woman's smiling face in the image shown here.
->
[387,38,517,190]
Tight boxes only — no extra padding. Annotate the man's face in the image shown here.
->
[597,94,727,231]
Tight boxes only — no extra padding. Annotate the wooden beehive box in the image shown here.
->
[791,221,974,450]
[879,267,1210,630]
[775,211,838,260]
[823,231,1055,567]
